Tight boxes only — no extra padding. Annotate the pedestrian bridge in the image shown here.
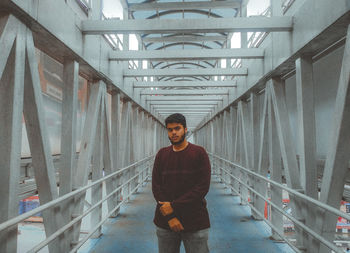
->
[0,0,350,252]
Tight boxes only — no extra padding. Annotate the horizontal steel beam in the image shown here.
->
[82,17,293,34]
[158,111,210,114]
[142,35,227,43]
[133,80,237,88]
[150,101,219,105]
[145,95,224,101]
[110,48,264,61]
[152,105,216,108]
[128,0,241,11]
[141,89,228,95]
[154,108,213,112]
[124,68,247,77]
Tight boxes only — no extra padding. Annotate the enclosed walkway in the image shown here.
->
[1,0,350,253]
[81,177,293,253]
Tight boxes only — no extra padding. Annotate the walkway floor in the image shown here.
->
[80,176,294,253]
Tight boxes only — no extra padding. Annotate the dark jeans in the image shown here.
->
[156,226,209,253]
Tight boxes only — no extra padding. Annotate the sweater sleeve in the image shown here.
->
[152,151,167,202]
[171,148,211,211]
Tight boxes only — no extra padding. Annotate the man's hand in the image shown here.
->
[168,217,184,232]
[159,201,174,216]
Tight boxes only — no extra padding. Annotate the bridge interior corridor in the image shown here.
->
[1,0,350,252]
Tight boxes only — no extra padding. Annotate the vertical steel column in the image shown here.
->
[139,110,146,183]
[249,93,261,219]
[91,82,104,238]
[102,90,119,218]
[269,78,304,249]
[130,105,139,191]
[119,100,131,199]
[214,117,221,178]
[238,101,250,205]
[296,56,317,196]
[295,55,318,251]
[225,109,233,189]
[256,89,269,219]
[60,60,78,196]
[318,25,350,253]
[111,92,122,216]
[218,114,225,182]
[0,15,24,253]
[24,28,65,253]
[267,89,283,240]
[59,59,79,251]
[232,106,242,196]
[72,82,103,244]
[122,9,130,92]
[229,106,239,195]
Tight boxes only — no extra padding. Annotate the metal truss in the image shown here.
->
[194,25,350,252]
[0,0,349,252]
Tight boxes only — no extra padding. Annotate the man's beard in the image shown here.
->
[169,132,186,145]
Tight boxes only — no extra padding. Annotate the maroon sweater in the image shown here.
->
[152,143,211,232]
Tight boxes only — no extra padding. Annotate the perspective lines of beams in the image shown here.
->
[89,0,291,130]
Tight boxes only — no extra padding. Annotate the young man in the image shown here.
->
[152,113,211,253]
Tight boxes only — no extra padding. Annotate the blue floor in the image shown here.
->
[82,176,294,253]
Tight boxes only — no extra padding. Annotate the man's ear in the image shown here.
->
[185,127,188,134]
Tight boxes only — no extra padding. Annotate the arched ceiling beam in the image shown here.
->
[159,76,210,81]
[128,1,241,11]
[143,35,227,43]
[145,9,222,20]
[153,61,215,69]
[150,42,213,50]
[141,32,228,41]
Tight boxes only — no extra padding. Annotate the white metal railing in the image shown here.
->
[209,153,346,253]
[0,155,154,253]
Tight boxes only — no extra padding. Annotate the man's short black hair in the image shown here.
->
[165,113,187,129]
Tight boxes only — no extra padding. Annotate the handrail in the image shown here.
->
[217,166,341,253]
[210,153,345,253]
[29,165,150,253]
[209,153,350,222]
[0,155,154,232]
[70,173,149,253]
[226,177,302,253]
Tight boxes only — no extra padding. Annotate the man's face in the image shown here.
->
[166,122,187,145]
